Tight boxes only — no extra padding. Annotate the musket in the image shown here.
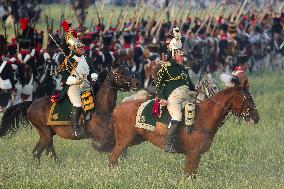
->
[99,0,105,25]
[51,18,54,35]
[115,7,124,29]
[119,12,128,32]
[229,3,241,22]
[93,1,101,26]
[235,0,248,25]
[12,11,19,53]
[181,10,190,28]
[150,13,163,36]
[4,22,7,40]
[134,7,144,29]
[105,10,113,31]
[154,15,165,40]
[24,6,40,41]
[59,14,64,36]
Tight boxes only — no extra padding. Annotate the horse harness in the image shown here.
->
[189,89,255,135]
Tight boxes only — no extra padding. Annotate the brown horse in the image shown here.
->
[0,64,140,162]
[106,83,259,177]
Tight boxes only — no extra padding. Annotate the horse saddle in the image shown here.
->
[135,99,195,132]
[47,91,94,126]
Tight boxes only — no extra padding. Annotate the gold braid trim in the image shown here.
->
[57,54,78,73]
[47,102,71,126]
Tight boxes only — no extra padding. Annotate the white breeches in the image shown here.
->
[68,85,82,107]
[167,85,196,121]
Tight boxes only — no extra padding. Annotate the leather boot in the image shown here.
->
[164,120,180,153]
[71,106,82,138]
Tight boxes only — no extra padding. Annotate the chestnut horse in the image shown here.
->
[0,64,140,162]
[106,83,259,177]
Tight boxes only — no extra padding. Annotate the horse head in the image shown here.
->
[229,79,259,125]
[107,64,140,91]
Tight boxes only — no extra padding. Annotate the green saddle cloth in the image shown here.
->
[47,98,73,125]
[136,100,192,131]
[135,100,174,131]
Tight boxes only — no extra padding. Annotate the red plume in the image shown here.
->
[20,17,29,31]
[61,20,70,32]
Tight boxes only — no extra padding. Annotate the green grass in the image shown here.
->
[0,71,283,189]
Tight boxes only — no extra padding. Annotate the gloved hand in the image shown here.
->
[66,75,82,85]
[91,73,99,82]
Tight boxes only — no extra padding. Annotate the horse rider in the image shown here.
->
[155,27,196,153]
[58,20,99,138]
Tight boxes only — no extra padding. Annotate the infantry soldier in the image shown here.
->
[58,20,98,138]
[155,27,196,153]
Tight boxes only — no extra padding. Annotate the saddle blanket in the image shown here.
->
[135,100,193,131]
[47,91,94,126]
[47,98,73,125]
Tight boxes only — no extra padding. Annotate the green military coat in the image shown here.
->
[155,59,195,99]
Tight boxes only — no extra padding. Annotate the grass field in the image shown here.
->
[0,70,283,189]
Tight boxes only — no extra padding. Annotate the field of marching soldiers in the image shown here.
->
[0,0,283,188]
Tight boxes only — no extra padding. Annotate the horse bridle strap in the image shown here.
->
[104,70,135,91]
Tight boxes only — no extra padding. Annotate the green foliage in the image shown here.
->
[0,71,283,189]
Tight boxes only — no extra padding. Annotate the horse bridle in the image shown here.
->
[191,89,255,135]
[230,91,257,120]
[105,69,137,91]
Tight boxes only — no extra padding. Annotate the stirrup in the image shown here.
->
[185,125,194,134]
[72,126,82,138]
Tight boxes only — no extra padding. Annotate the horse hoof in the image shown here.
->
[91,139,103,151]
[120,149,128,160]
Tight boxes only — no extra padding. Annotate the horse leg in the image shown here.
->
[184,151,202,178]
[32,137,46,163]
[32,127,53,163]
[45,135,59,162]
[120,134,145,160]
[109,133,136,167]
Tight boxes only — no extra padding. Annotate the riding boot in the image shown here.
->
[164,120,180,153]
[71,106,82,138]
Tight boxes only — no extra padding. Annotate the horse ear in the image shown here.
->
[242,79,248,87]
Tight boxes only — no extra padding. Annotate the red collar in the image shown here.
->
[20,49,30,56]
[123,43,131,48]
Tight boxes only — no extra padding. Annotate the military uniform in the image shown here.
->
[59,20,98,138]
[155,27,196,153]
[156,60,195,121]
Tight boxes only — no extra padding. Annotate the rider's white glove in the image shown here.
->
[66,75,81,85]
[91,73,98,82]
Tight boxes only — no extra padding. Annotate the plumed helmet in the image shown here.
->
[168,27,184,57]
[61,20,85,52]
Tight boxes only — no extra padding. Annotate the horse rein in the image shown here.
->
[105,69,138,91]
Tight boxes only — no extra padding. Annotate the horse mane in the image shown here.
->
[200,86,242,106]
[92,69,108,94]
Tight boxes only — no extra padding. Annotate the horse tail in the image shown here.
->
[0,101,32,138]
[92,115,116,153]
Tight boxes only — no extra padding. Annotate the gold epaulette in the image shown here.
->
[161,61,171,67]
